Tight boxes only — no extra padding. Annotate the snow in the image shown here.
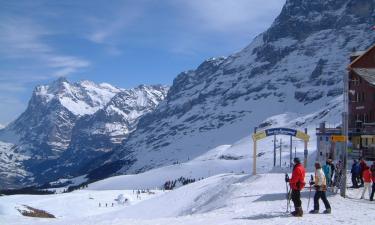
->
[1,120,374,224]
[1,171,375,225]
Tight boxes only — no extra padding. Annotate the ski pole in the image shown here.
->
[307,174,314,211]
[285,174,290,212]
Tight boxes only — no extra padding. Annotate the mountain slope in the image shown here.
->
[0,79,168,187]
[103,0,374,176]
[0,78,122,159]
[38,85,169,181]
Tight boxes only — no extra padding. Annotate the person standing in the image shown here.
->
[351,160,360,188]
[370,161,375,201]
[287,157,306,217]
[361,165,372,200]
[322,161,332,187]
[333,160,343,189]
[328,159,335,187]
[310,162,331,214]
[359,158,367,187]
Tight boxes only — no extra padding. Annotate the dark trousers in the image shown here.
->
[370,182,375,201]
[352,174,359,187]
[314,191,331,210]
[291,189,301,208]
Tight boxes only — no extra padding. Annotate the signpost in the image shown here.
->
[252,127,310,175]
[331,135,346,142]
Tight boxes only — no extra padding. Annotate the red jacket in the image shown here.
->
[363,169,372,183]
[371,165,375,182]
[290,163,306,191]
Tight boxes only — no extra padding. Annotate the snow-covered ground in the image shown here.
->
[0,99,367,225]
[1,172,375,225]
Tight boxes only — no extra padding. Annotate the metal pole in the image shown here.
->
[341,69,349,197]
[304,128,308,168]
[253,127,257,175]
[290,136,293,168]
[274,135,276,167]
[295,147,297,158]
[280,138,282,167]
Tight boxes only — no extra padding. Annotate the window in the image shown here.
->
[320,136,323,141]
[326,136,329,142]
[362,92,365,102]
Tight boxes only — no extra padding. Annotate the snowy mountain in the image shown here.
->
[93,0,375,177]
[0,79,168,187]
[37,85,169,182]
[0,77,122,159]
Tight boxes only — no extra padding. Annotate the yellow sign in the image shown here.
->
[331,135,346,142]
[296,131,310,141]
[252,131,267,141]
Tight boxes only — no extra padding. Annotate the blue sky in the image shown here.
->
[0,0,285,125]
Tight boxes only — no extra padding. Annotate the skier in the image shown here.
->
[351,160,360,188]
[361,165,372,200]
[370,161,375,201]
[286,157,306,217]
[322,161,332,187]
[333,160,343,189]
[309,162,331,214]
[328,159,335,187]
[359,158,367,187]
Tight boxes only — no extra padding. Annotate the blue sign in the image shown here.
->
[265,128,297,137]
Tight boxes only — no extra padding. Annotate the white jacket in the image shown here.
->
[315,168,326,187]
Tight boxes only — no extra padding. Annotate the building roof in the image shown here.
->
[352,68,375,86]
[351,51,366,57]
[348,44,375,69]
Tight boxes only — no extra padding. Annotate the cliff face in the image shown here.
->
[105,0,374,176]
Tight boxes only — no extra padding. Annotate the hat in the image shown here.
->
[293,157,301,164]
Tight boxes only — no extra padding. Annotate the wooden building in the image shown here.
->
[348,45,375,160]
[316,45,375,161]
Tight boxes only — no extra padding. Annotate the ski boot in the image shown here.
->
[323,208,331,214]
[292,207,303,217]
[309,209,319,214]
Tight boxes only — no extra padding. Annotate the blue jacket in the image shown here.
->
[351,163,360,175]
[323,164,331,179]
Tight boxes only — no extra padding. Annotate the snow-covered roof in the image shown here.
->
[348,44,375,69]
[350,51,366,57]
[352,68,375,85]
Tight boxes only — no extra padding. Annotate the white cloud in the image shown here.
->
[177,0,285,33]
[0,16,90,79]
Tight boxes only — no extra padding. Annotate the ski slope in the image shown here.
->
[1,172,375,225]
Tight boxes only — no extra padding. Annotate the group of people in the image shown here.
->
[286,157,375,217]
[351,158,375,201]
[286,157,332,217]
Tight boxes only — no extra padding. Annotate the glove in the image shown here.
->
[285,174,289,183]
[309,181,315,185]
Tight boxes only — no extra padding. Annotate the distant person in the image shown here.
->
[359,158,367,187]
[322,161,332,187]
[361,165,372,200]
[370,162,375,201]
[333,160,343,189]
[351,160,360,188]
[287,157,306,217]
[309,162,331,214]
[328,159,335,186]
